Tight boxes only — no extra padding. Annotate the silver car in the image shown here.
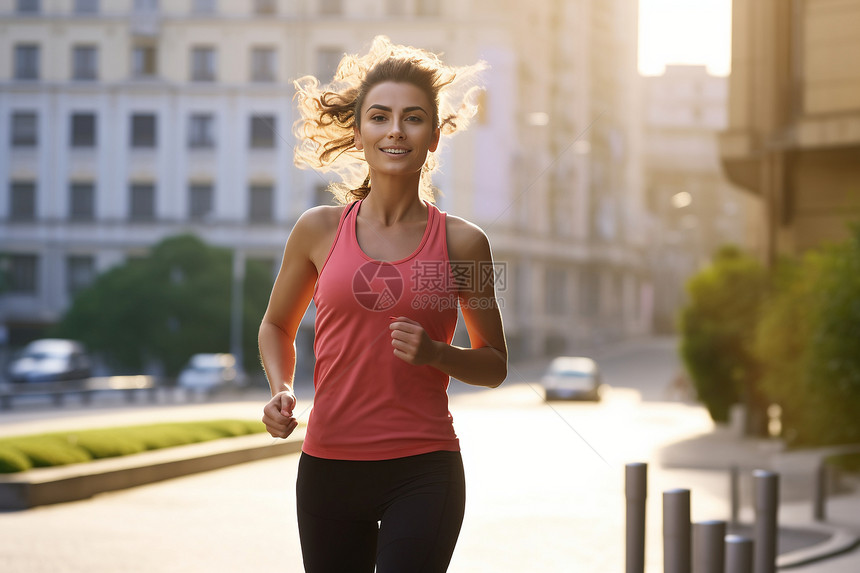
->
[177,353,245,394]
[541,356,602,401]
[7,339,92,384]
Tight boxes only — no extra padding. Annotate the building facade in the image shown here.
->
[1,0,649,365]
[642,64,760,332]
[719,0,860,262]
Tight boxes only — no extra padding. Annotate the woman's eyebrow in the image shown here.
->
[366,104,428,115]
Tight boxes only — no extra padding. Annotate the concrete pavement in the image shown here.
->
[1,355,859,571]
[657,426,860,571]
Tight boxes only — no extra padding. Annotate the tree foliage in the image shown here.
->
[53,235,273,377]
[679,246,769,425]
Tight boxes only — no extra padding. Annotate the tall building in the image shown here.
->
[0,0,649,365]
[719,0,860,262]
[642,65,760,332]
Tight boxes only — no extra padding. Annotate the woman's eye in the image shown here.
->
[406,116,422,123]
[370,115,386,122]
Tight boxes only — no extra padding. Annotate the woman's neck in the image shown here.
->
[360,172,425,226]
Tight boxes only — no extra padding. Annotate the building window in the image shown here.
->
[132,45,157,77]
[251,47,276,82]
[129,183,155,221]
[67,255,96,296]
[70,113,97,148]
[72,45,98,80]
[192,0,215,12]
[191,46,216,81]
[385,0,405,16]
[319,0,342,15]
[545,268,567,314]
[188,183,214,220]
[11,112,37,147]
[416,0,441,16]
[134,0,158,11]
[69,183,95,220]
[316,47,342,81]
[130,113,156,148]
[249,115,276,149]
[74,0,99,13]
[188,113,215,148]
[10,182,36,221]
[254,0,276,14]
[14,44,39,80]
[17,0,40,13]
[249,184,273,222]
[7,254,38,294]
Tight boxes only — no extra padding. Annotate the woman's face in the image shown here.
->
[354,81,440,178]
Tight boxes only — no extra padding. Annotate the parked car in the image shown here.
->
[177,353,245,394]
[7,339,92,384]
[541,356,602,401]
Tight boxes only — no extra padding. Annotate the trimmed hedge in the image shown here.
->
[0,419,266,474]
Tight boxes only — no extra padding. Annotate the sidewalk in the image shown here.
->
[658,426,860,571]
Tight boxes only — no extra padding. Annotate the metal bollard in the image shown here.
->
[725,535,754,573]
[663,488,691,573]
[626,463,647,573]
[814,462,827,521]
[753,470,779,573]
[730,465,740,526]
[692,520,726,573]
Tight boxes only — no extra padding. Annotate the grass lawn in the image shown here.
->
[0,419,268,474]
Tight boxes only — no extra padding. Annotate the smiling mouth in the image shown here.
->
[381,148,411,155]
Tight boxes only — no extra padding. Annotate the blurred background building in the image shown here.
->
[642,64,760,333]
[1,0,651,367]
[719,0,860,263]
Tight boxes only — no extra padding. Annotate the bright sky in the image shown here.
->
[638,0,732,76]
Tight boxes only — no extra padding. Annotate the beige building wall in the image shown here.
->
[0,0,650,361]
[720,0,860,261]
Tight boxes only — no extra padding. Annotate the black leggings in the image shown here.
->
[296,450,466,573]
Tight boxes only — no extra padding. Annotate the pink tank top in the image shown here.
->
[304,199,460,460]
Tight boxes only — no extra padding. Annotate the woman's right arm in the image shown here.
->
[259,207,335,438]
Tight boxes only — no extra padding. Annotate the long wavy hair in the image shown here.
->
[293,36,486,204]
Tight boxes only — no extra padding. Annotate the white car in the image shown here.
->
[7,339,92,384]
[541,356,602,401]
[177,353,245,394]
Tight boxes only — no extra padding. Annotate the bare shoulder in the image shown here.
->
[295,204,347,236]
[289,204,348,269]
[445,213,492,262]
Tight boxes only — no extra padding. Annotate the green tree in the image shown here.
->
[755,225,860,446]
[679,246,769,429]
[53,235,272,377]
[754,254,821,445]
[803,225,860,445]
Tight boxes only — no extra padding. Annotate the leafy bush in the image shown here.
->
[0,447,32,473]
[9,438,93,468]
[755,225,860,446]
[754,254,821,445]
[802,227,860,445]
[679,246,769,426]
[0,419,267,473]
[71,431,148,459]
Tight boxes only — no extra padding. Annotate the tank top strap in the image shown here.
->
[423,202,449,261]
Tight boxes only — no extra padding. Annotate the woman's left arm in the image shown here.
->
[389,217,507,388]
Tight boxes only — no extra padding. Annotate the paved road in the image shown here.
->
[0,338,748,572]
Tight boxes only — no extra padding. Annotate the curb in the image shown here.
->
[777,523,860,569]
[0,430,304,510]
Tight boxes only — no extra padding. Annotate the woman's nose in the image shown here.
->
[388,118,405,138]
